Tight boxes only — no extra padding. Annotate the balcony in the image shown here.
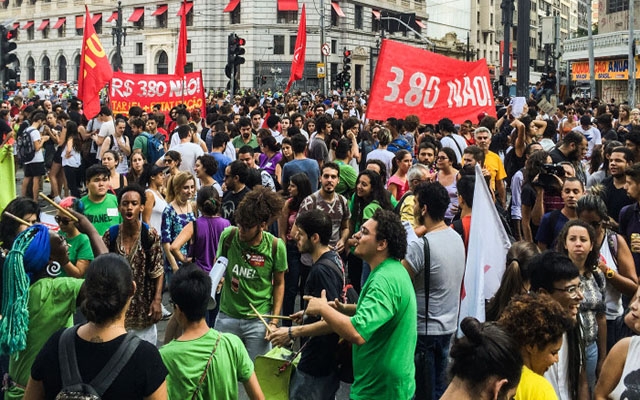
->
[563,30,640,61]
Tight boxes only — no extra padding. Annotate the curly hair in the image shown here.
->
[370,209,406,260]
[498,293,574,349]
[235,187,284,228]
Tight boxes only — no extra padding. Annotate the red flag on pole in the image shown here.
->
[175,0,188,76]
[284,4,306,93]
[78,5,113,119]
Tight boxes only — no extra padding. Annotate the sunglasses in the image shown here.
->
[164,159,174,163]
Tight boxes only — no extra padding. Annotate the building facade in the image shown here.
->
[0,0,434,93]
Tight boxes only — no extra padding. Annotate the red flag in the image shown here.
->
[261,108,271,129]
[284,4,306,93]
[78,5,113,119]
[175,0,188,76]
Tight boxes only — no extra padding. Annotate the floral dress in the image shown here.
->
[161,204,196,271]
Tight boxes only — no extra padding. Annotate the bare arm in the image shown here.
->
[388,183,399,201]
[270,271,285,325]
[305,290,365,345]
[62,258,90,278]
[605,235,639,297]
[594,338,630,400]
[243,373,265,400]
[277,201,290,242]
[149,273,164,323]
[521,205,533,243]
[401,259,416,281]
[513,118,526,158]
[23,378,44,400]
[163,243,180,273]
[496,178,506,210]
[142,191,155,225]
[170,222,194,264]
[99,136,110,160]
[531,187,545,226]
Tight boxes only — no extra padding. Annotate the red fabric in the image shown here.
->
[331,2,345,17]
[176,2,193,16]
[52,18,66,30]
[367,39,496,124]
[175,0,188,76]
[109,71,206,119]
[36,20,49,31]
[152,5,168,16]
[261,108,271,129]
[277,0,298,11]
[78,5,113,119]
[128,8,144,23]
[106,11,119,22]
[75,15,83,28]
[223,0,240,13]
[284,4,306,93]
[91,14,102,24]
[21,21,34,30]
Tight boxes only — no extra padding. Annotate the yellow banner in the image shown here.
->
[572,59,640,80]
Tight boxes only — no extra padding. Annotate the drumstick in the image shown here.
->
[2,211,32,227]
[249,303,274,333]
[38,193,79,222]
[248,313,293,321]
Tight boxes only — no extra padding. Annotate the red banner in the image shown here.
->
[109,71,206,117]
[368,40,496,124]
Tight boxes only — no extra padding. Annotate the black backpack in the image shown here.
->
[56,325,140,400]
[16,126,36,163]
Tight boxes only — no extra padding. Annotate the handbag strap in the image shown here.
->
[422,236,431,316]
[192,332,222,400]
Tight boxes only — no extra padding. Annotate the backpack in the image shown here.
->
[315,256,359,305]
[16,126,36,162]
[56,325,141,400]
[107,223,155,272]
[140,132,165,164]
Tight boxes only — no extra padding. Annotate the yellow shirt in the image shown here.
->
[515,365,558,400]
[399,194,417,228]
[484,150,507,192]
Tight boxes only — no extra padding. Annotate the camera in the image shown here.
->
[534,163,566,191]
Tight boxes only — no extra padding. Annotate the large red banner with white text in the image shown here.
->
[109,71,206,117]
[368,40,496,124]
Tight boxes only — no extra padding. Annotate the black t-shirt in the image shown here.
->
[549,148,569,164]
[31,328,167,400]
[603,176,634,223]
[221,185,250,225]
[298,251,343,376]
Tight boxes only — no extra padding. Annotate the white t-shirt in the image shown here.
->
[24,127,44,164]
[96,119,115,160]
[544,332,571,400]
[572,125,602,158]
[173,142,204,176]
[440,134,467,164]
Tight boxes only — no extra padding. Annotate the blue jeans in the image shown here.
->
[214,311,271,360]
[289,368,340,400]
[283,241,302,326]
[416,334,452,400]
[585,340,598,395]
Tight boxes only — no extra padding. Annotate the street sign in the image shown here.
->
[321,43,330,56]
[317,63,326,78]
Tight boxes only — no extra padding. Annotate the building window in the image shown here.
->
[58,56,67,81]
[331,6,338,26]
[289,35,297,54]
[490,13,493,25]
[57,23,65,38]
[331,40,337,54]
[231,4,241,24]
[41,22,49,39]
[136,42,143,56]
[274,35,285,55]
[277,11,297,24]
[156,51,168,74]
[16,0,22,6]
[133,8,144,29]
[42,56,51,81]
[134,64,144,74]
[186,5,194,26]
[155,5,168,28]
[607,0,628,12]
[187,40,191,54]
[477,12,480,24]
[94,16,102,35]
[185,62,193,73]
[355,5,363,29]
[372,11,380,32]
[27,24,34,41]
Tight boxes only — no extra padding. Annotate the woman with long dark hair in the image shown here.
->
[435,147,459,224]
[258,136,282,177]
[275,137,294,189]
[277,173,312,324]
[347,170,393,290]
[23,254,168,399]
[62,120,83,198]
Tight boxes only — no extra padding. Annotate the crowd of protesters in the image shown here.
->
[1,88,640,400]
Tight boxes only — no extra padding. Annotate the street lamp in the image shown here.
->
[111,1,127,71]
[258,46,273,89]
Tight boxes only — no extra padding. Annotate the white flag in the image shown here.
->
[458,164,511,329]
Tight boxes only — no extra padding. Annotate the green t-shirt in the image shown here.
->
[133,134,149,159]
[6,278,83,399]
[217,227,288,319]
[350,258,417,400]
[80,194,120,236]
[232,134,259,150]
[335,160,357,198]
[59,232,94,277]
[160,329,253,400]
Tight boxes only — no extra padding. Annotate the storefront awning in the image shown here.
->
[416,19,426,29]
[128,8,144,22]
[92,14,102,24]
[152,5,168,16]
[177,2,193,16]
[37,19,49,31]
[75,15,84,29]
[331,2,345,17]
[223,0,240,13]
[106,11,119,22]
[277,0,298,11]
[52,17,66,29]
[372,10,381,20]
[22,20,34,30]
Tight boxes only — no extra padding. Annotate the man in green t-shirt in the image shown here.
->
[160,265,263,400]
[215,187,287,360]
[305,209,417,400]
[80,165,120,235]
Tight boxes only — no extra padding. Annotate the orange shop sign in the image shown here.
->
[572,59,640,80]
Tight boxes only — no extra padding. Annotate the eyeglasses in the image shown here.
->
[552,282,585,299]
[164,159,174,164]
[55,215,72,225]
[437,156,448,161]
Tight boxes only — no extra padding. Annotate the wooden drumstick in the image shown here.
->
[249,303,274,333]
[38,193,79,222]
[2,211,33,227]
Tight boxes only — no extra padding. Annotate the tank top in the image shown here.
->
[600,232,623,320]
[146,189,167,234]
[609,336,640,399]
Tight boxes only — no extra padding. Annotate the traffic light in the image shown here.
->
[0,26,18,73]
[226,33,246,95]
[342,49,351,89]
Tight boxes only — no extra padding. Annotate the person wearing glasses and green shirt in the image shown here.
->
[55,197,94,278]
[529,250,589,400]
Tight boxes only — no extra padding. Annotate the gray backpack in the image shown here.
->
[56,325,140,400]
